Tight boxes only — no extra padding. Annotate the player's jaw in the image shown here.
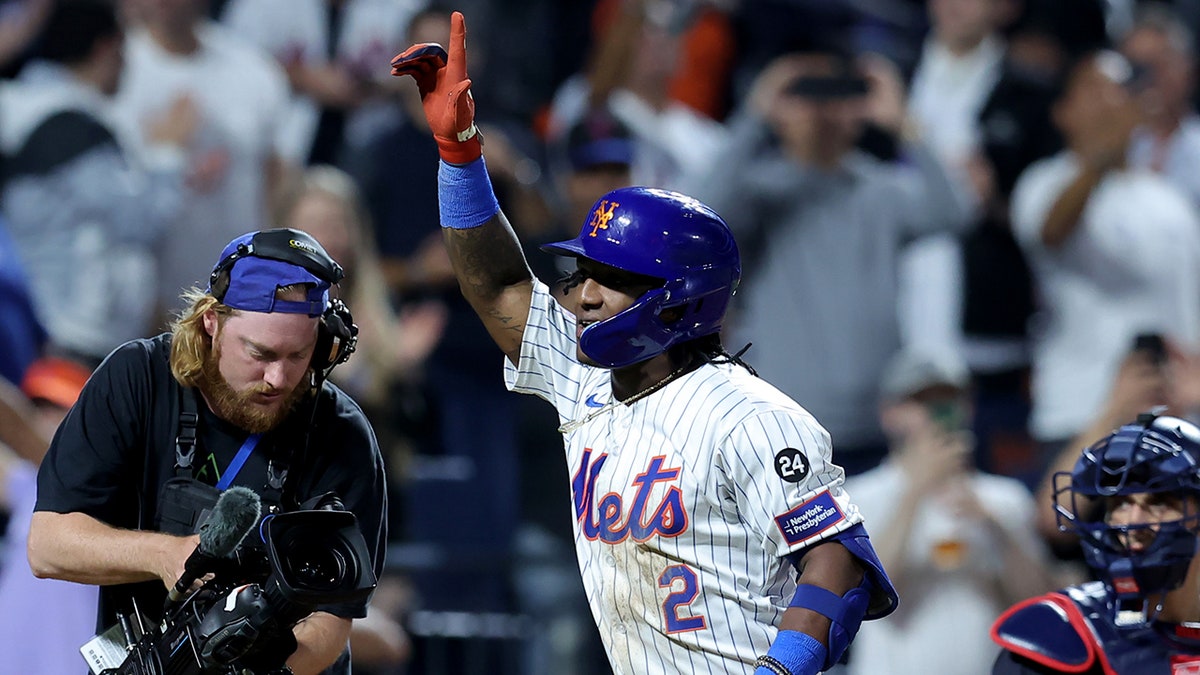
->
[575,318,602,366]
[571,260,661,367]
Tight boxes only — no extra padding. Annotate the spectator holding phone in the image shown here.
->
[844,348,1058,675]
[1034,332,1181,551]
[1010,49,1200,472]
[688,47,973,476]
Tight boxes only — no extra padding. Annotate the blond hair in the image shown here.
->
[168,288,229,387]
[168,283,315,387]
[273,165,373,256]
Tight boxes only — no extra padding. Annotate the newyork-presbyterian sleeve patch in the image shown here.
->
[774,489,846,546]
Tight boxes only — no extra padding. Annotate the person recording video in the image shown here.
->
[27,228,388,675]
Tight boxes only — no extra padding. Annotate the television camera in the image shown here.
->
[94,489,376,675]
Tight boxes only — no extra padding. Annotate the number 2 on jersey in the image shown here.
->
[659,564,706,633]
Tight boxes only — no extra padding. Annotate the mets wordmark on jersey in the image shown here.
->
[504,281,864,674]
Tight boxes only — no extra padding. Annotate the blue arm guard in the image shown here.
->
[780,524,899,671]
[826,523,898,619]
[752,578,870,675]
[787,580,870,670]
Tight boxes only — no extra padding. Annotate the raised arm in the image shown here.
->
[441,215,535,363]
[1034,68,1138,250]
[390,12,534,364]
[1036,163,1110,249]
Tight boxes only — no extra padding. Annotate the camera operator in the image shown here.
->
[27,228,387,675]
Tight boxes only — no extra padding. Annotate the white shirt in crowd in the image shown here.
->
[845,463,1045,675]
[221,0,425,162]
[1011,152,1200,441]
[898,36,1004,366]
[113,22,291,313]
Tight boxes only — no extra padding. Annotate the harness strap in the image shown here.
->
[174,387,199,477]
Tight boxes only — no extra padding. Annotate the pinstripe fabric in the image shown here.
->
[504,281,863,673]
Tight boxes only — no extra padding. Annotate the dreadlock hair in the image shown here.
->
[557,269,584,295]
[677,334,757,377]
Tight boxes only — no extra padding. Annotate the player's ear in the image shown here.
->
[203,308,219,338]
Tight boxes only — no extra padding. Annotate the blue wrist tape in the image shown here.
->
[437,157,500,230]
[754,630,826,675]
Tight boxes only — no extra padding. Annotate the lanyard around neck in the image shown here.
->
[215,433,262,491]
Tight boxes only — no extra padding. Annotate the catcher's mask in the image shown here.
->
[1054,411,1200,624]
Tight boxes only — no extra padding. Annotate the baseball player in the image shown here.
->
[992,412,1200,674]
[389,12,898,675]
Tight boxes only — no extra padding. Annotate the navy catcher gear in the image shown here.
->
[1054,411,1200,621]
[991,580,1200,673]
[991,590,1097,672]
[541,187,741,368]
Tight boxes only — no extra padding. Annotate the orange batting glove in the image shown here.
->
[390,11,481,165]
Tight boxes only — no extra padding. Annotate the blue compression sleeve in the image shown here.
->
[754,630,826,675]
[438,157,500,229]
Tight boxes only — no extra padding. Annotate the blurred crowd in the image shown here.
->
[2,0,1200,673]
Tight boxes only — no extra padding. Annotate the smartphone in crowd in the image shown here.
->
[1132,332,1167,366]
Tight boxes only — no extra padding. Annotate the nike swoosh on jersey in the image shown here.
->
[585,394,606,408]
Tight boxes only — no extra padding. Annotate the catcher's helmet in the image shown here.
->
[1055,412,1200,619]
[541,187,740,368]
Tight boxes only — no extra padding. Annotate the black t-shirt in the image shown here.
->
[35,334,387,657]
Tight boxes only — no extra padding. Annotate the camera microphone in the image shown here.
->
[166,487,262,607]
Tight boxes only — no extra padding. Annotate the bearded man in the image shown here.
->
[28,228,387,675]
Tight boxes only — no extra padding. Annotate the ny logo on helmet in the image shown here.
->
[588,200,620,237]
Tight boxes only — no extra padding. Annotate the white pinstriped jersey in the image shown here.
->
[504,280,865,674]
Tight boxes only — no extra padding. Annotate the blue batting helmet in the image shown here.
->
[541,187,740,368]
[1055,412,1200,615]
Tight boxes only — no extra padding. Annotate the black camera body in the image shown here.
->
[104,509,376,675]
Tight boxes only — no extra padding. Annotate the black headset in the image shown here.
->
[208,228,358,383]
